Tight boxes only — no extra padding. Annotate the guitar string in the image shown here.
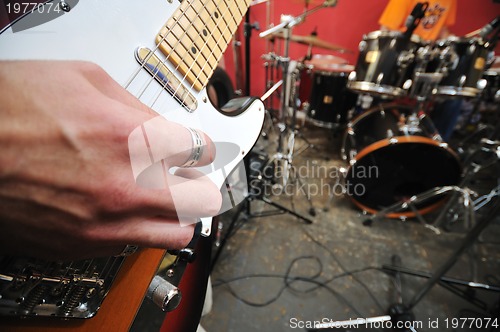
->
[123,0,227,101]
[102,0,245,288]
[150,0,245,110]
[126,0,248,111]
[99,257,120,291]
[138,0,240,110]
[127,0,220,106]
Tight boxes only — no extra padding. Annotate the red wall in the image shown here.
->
[224,0,500,97]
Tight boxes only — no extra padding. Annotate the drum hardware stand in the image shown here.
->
[210,86,316,272]
[311,191,500,331]
[210,145,314,272]
[258,5,336,218]
[432,138,500,231]
[287,65,317,157]
[377,198,500,327]
[262,53,279,118]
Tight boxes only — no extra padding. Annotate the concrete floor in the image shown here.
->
[198,121,500,332]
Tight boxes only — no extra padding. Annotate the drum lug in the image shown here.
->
[397,51,415,68]
[440,46,459,72]
[459,75,467,87]
[358,40,367,52]
[389,137,399,145]
[376,73,384,85]
[477,78,487,91]
[403,79,412,90]
[349,154,357,166]
[348,71,357,82]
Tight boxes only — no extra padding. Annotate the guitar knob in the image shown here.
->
[147,275,182,312]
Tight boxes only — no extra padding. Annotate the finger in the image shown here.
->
[128,117,216,180]
[79,218,196,258]
[130,168,221,219]
[80,62,155,115]
[117,217,196,250]
[168,170,222,223]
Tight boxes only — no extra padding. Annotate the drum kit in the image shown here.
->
[257,2,499,218]
[342,29,499,217]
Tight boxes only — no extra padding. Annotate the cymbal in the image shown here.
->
[290,0,322,6]
[264,32,352,53]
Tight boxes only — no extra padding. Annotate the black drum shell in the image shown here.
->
[342,105,462,217]
[434,37,492,98]
[348,30,422,97]
[306,66,357,128]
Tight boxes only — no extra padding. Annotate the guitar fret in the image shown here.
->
[156,0,253,91]
[206,6,230,46]
[163,33,209,83]
[235,0,245,16]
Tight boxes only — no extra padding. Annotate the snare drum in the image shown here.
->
[341,105,462,217]
[434,36,492,98]
[348,30,422,97]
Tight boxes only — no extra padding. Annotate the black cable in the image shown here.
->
[213,255,383,317]
[300,225,387,312]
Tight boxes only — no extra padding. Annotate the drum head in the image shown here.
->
[346,139,461,215]
[305,54,348,72]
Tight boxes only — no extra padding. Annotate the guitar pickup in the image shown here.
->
[135,47,198,112]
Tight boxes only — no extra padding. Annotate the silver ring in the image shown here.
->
[115,244,139,257]
[181,127,204,167]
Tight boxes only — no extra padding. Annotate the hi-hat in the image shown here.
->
[263,32,352,53]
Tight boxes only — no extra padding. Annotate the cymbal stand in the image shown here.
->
[257,4,336,217]
[261,52,281,139]
[264,24,316,221]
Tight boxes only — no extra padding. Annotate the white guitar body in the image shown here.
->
[0,0,264,235]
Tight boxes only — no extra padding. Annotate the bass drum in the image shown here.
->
[341,105,462,217]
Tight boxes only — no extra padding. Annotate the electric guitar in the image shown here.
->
[0,0,263,330]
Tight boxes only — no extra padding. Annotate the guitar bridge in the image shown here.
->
[0,256,125,318]
[135,47,198,112]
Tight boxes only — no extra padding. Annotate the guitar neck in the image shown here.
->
[156,0,252,91]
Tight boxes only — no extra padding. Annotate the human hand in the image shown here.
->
[0,60,222,260]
